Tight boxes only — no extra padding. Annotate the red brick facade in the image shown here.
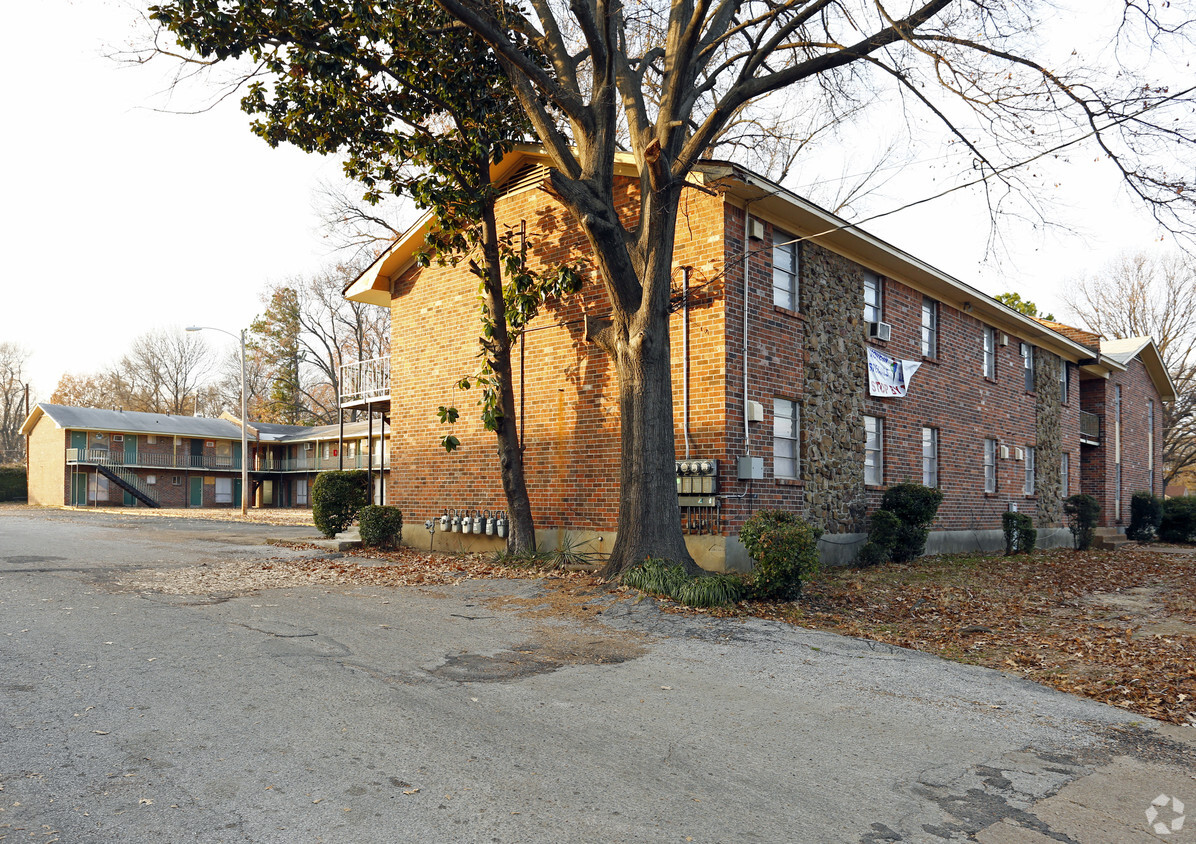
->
[376,161,1166,564]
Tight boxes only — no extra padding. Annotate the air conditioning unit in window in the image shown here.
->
[112,434,124,442]
[867,321,892,341]
[304,442,313,451]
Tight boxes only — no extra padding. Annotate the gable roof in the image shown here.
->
[21,404,243,439]
[1033,319,1101,350]
[1100,337,1177,402]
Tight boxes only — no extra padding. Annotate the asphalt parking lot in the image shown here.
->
[1,507,1193,843]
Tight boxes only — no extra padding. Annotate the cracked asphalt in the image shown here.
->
[1,507,1193,843]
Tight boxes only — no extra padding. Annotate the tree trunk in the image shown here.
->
[477,190,538,554]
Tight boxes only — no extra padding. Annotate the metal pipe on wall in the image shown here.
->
[682,266,692,460]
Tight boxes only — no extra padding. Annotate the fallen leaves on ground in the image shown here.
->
[715,547,1196,726]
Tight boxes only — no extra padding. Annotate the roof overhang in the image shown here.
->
[1102,338,1177,402]
[19,405,45,437]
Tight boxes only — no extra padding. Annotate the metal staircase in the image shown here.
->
[95,463,160,508]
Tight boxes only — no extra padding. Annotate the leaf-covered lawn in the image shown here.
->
[727,547,1196,726]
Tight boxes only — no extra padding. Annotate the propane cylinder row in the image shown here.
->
[438,508,508,537]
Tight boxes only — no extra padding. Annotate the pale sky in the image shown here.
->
[2,0,1188,400]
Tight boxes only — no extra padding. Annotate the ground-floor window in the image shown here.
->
[296,478,308,505]
[215,477,233,504]
[88,473,109,503]
[864,415,883,486]
[1024,446,1036,496]
[984,438,997,493]
[1061,453,1070,498]
[921,427,939,488]
[772,398,800,479]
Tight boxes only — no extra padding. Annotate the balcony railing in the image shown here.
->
[1080,410,1100,444]
[341,356,390,405]
[256,453,390,472]
[68,448,241,471]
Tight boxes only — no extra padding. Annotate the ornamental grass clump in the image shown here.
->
[738,509,823,600]
[620,558,746,608]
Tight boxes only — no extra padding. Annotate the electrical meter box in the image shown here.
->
[675,459,718,506]
[737,456,764,480]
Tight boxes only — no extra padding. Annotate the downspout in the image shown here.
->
[742,207,753,455]
[682,266,692,459]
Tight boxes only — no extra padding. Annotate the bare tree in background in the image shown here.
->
[1064,252,1196,484]
[0,343,31,464]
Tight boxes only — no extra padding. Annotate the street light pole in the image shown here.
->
[187,325,250,517]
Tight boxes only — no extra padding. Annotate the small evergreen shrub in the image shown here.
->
[858,484,944,565]
[738,509,823,599]
[311,470,370,538]
[359,505,403,548]
[1063,493,1100,550]
[1002,511,1037,555]
[621,558,746,608]
[0,466,26,502]
[1160,497,1196,543]
[1127,492,1163,542]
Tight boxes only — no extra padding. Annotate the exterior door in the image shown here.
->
[124,435,137,464]
[189,476,203,507]
[70,431,87,456]
[233,477,242,508]
[190,438,205,468]
[71,473,87,506]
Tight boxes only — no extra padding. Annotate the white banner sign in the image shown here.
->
[867,347,922,397]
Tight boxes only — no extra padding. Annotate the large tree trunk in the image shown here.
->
[477,189,538,554]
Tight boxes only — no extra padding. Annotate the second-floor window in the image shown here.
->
[1021,343,1035,392]
[864,272,882,323]
[772,229,799,311]
[983,327,996,378]
[921,297,937,357]
[1060,361,1070,404]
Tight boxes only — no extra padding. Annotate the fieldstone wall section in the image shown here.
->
[1034,348,1064,526]
[801,242,869,533]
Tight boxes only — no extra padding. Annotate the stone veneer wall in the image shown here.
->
[801,242,869,533]
[1034,348,1064,526]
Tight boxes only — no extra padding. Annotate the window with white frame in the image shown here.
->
[146,475,157,486]
[1147,399,1155,494]
[921,298,937,357]
[772,229,799,311]
[215,477,233,504]
[984,438,998,493]
[772,398,800,479]
[296,478,309,505]
[1024,446,1036,496]
[1021,343,1035,392]
[922,427,939,488]
[147,435,157,445]
[864,416,883,486]
[983,327,996,378]
[863,272,882,324]
[1059,361,1069,404]
[1061,452,1070,498]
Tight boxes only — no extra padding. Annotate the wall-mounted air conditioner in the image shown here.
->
[868,321,892,342]
[999,333,1010,346]
[1014,447,1025,461]
[112,434,123,442]
[745,400,765,423]
[1000,444,1011,460]
[747,217,765,240]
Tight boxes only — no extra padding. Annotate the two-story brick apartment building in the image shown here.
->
[343,148,1174,569]
[21,404,390,510]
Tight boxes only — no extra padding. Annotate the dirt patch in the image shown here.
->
[431,628,645,682]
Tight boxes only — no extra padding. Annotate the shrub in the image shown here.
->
[738,510,823,600]
[1160,497,1196,543]
[621,558,746,608]
[1002,511,1037,555]
[311,470,370,538]
[858,484,944,565]
[1127,492,1163,542]
[0,465,26,502]
[359,505,403,549]
[1063,493,1100,550]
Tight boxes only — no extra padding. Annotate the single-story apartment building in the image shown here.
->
[21,404,390,510]
[341,148,1175,568]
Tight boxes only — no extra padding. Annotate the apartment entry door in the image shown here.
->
[189,476,203,507]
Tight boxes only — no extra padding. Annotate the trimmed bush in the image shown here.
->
[1127,492,1163,542]
[858,483,943,565]
[0,466,26,502]
[1160,497,1196,543]
[1002,511,1037,555]
[1063,493,1100,550]
[738,509,823,600]
[311,470,370,538]
[359,505,403,549]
